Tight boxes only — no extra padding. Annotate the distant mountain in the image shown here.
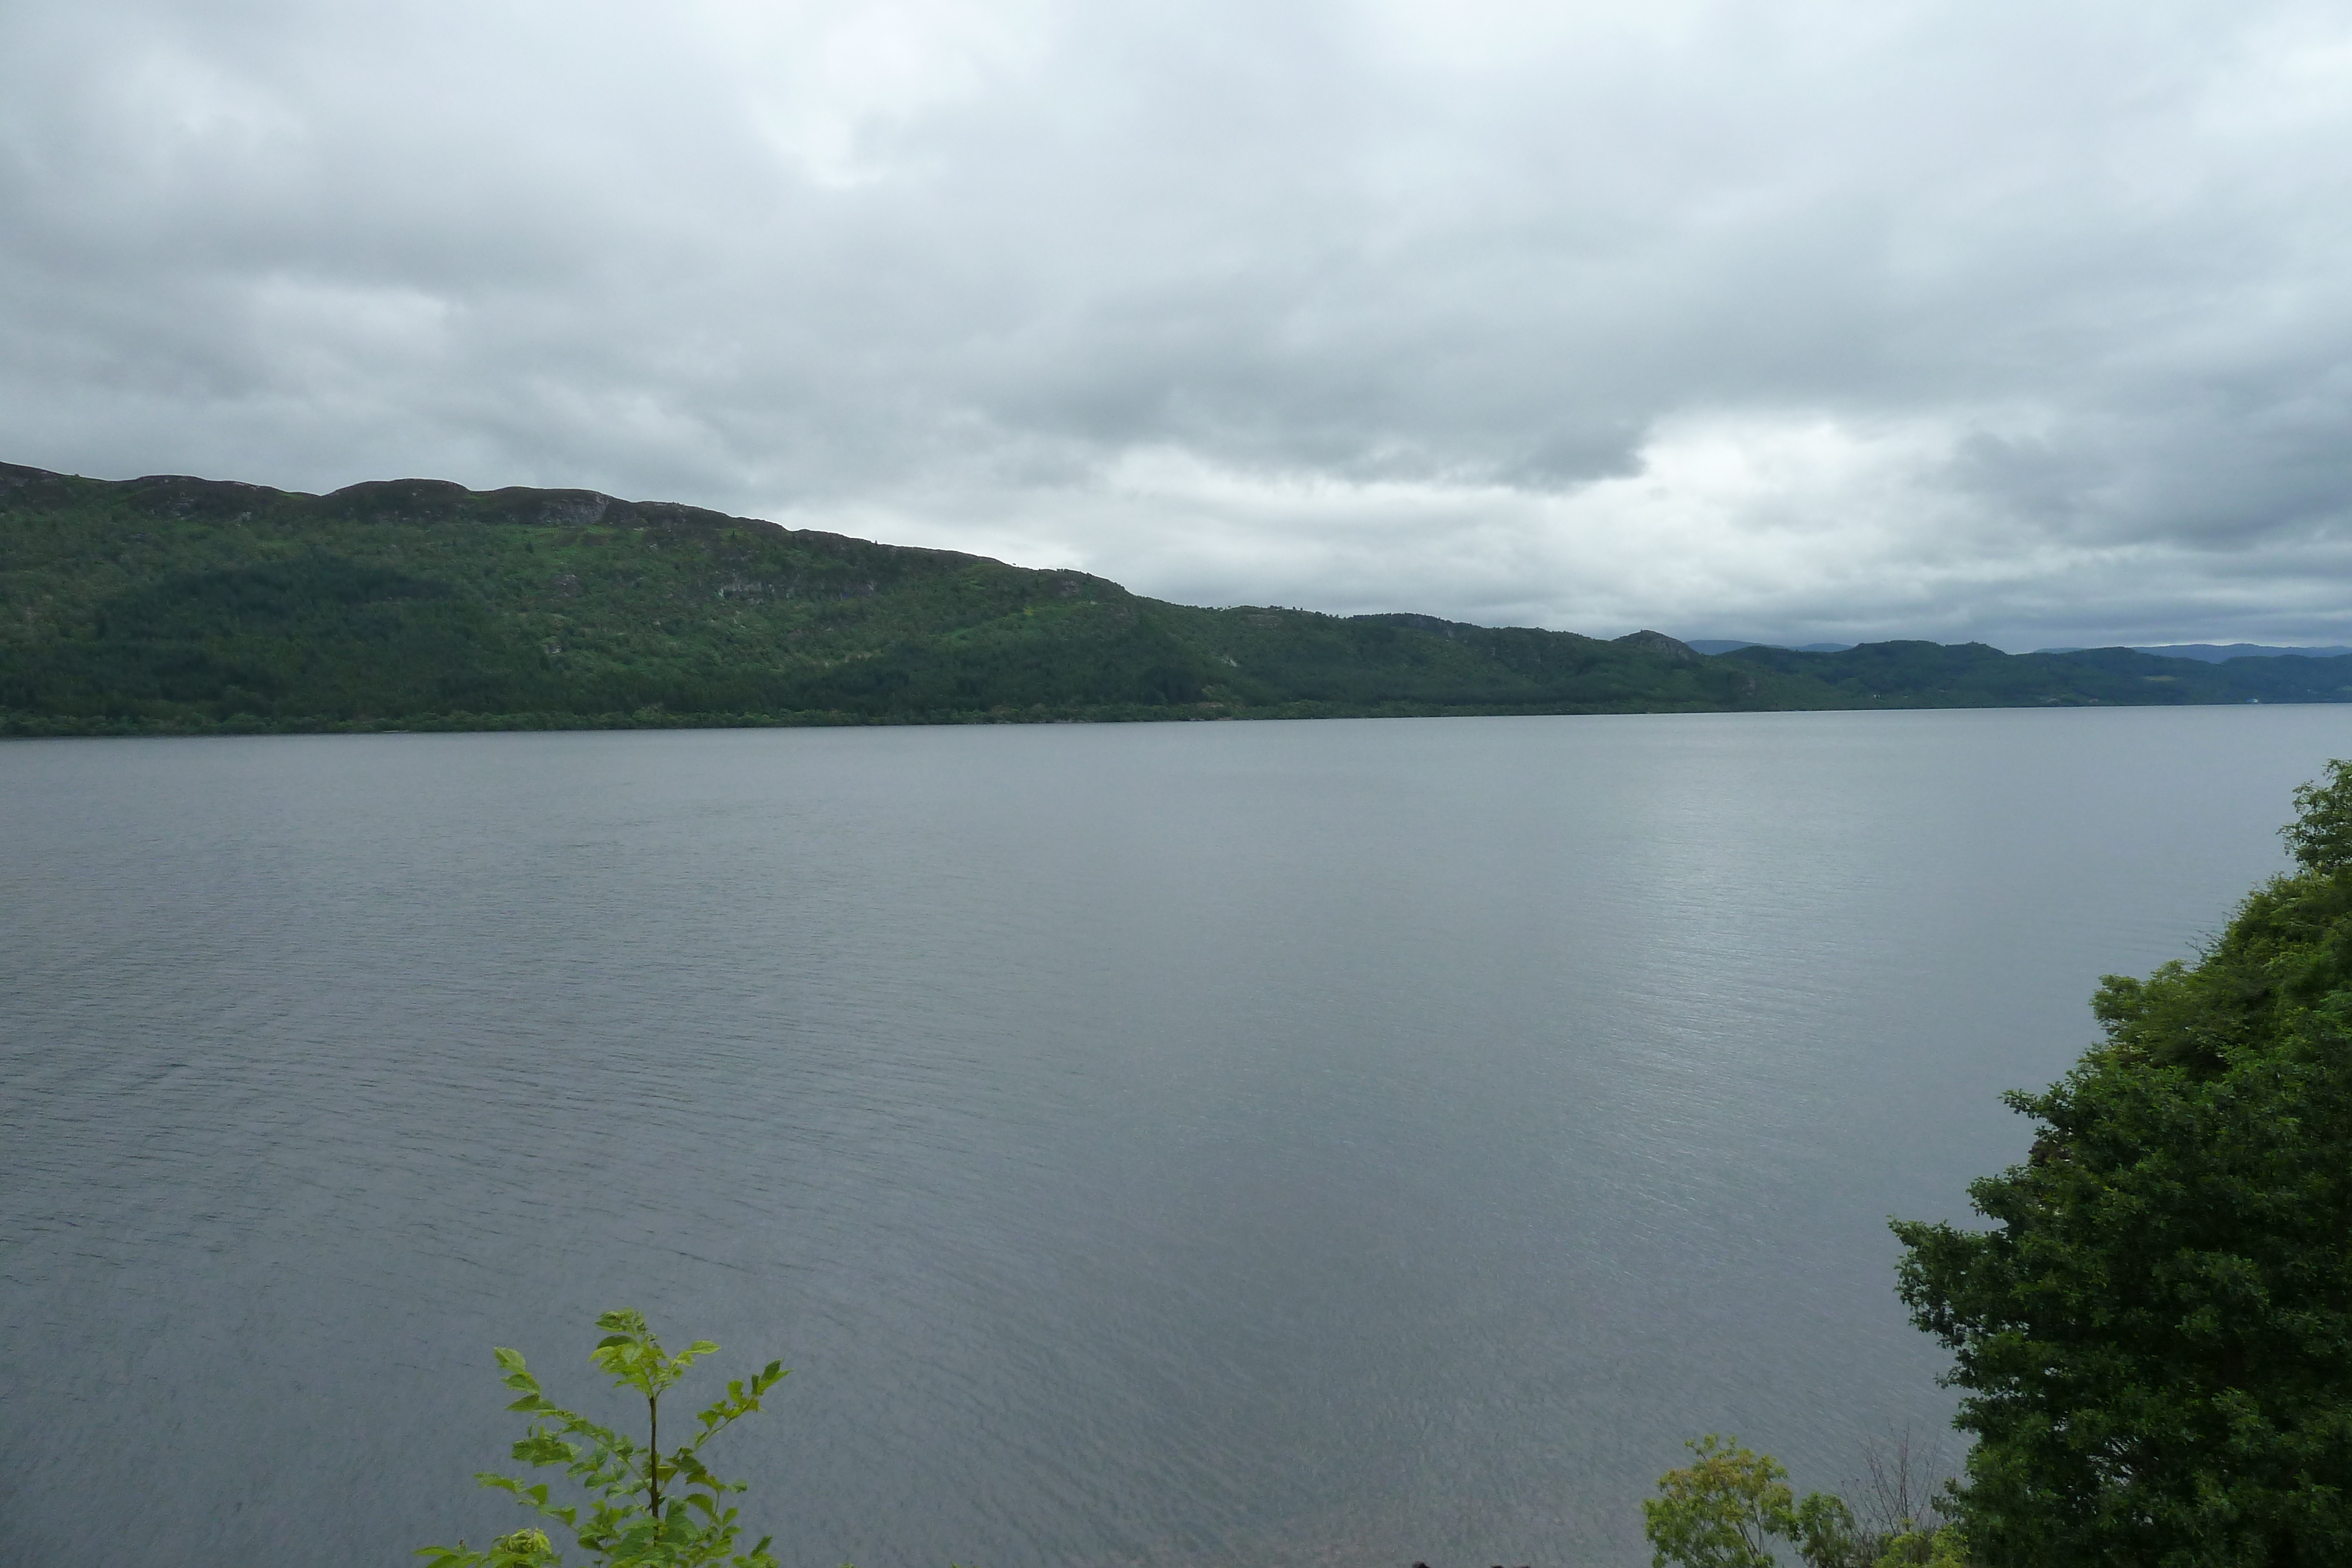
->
[1715,638,2352,664]
[1719,640,2352,708]
[1686,639,1856,655]
[2044,643,2352,663]
[4,463,2347,735]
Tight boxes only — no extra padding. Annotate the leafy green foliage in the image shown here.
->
[1892,761,2352,1566]
[1644,1435,1799,1568]
[2284,760,2352,874]
[1643,1435,1900,1568]
[1793,1492,1863,1566]
[1644,1434,1972,1568]
[1867,1522,1970,1567]
[418,1309,786,1568]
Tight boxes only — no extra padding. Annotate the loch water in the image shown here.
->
[6,706,2350,1567]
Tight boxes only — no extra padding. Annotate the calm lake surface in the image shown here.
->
[6,707,2350,1567]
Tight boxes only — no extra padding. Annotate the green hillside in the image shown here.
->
[3,462,2344,734]
[0,463,1823,733]
[1723,638,2352,707]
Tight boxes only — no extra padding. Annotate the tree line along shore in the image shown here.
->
[6,462,2349,736]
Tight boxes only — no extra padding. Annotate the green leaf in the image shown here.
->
[422,1310,791,1568]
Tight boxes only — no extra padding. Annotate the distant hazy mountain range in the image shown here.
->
[1693,639,2352,661]
[5,462,2350,735]
[2040,643,2352,663]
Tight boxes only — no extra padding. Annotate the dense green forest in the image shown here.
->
[4,462,2347,734]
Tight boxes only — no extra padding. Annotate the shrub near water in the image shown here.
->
[1642,1435,1965,1568]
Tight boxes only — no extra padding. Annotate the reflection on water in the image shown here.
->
[3,706,2345,1566]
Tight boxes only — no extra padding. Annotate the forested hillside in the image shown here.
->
[4,462,2346,734]
[0,464,1813,732]
[1725,638,2352,707]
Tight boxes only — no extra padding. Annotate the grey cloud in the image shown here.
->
[5,0,2352,648]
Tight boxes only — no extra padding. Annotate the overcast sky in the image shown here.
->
[5,0,2351,648]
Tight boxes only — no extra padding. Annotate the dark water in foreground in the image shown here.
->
[5,707,2349,1567]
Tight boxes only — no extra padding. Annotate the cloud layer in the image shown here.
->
[6,0,2351,647]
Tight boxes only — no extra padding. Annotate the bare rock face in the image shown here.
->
[1611,628,1703,664]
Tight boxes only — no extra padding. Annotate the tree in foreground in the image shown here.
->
[418,1309,786,1568]
[1893,761,2352,1566]
[1643,1433,1966,1568]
